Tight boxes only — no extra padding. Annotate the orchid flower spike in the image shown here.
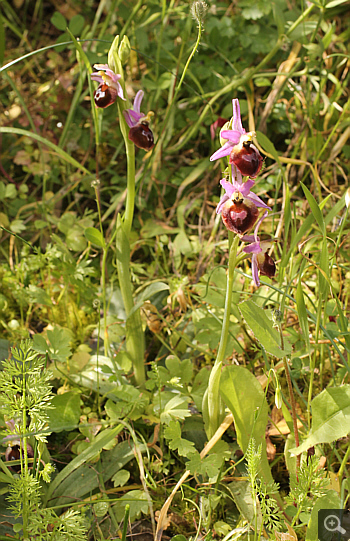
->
[242,212,276,287]
[123,90,154,151]
[90,63,125,108]
[210,99,263,179]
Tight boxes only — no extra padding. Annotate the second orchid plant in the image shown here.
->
[203,99,276,438]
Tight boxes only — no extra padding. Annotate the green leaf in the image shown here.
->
[256,131,281,165]
[127,282,170,319]
[32,334,49,354]
[84,227,104,248]
[227,479,262,528]
[112,469,130,487]
[44,423,125,505]
[160,395,191,425]
[50,11,67,31]
[10,219,25,234]
[289,385,350,455]
[105,387,148,421]
[47,392,81,432]
[305,491,340,541]
[45,438,142,507]
[0,127,91,176]
[239,300,291,358]
[318,238,330,301]
[47,328,72,362]
[68,14,85,35]
[220,365,278,493]
[187,451,224,478]
[296,279,310,353]
[281,213,314,268]
[33,328,72,362]
[114,490,148,522]
[301,183,325,236]
[164,421,196,457]
[326,0,349,7]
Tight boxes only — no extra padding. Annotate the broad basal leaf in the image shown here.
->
[289,385,350,455]
[220,365,280,498]
[239,300,291,358]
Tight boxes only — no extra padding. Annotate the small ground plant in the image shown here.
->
[0,0,350,540]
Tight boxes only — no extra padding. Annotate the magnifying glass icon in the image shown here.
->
[324,514,346,535]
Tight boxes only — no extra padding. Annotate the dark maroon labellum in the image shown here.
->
[94,83,117,108]
[229,141,263,178]
[221,198,259,235]
[257,251,276,279]
[128,122,154,151]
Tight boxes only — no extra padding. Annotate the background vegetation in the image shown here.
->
[0,0,349,539]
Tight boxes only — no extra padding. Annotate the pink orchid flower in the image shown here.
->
[123,90,154,151]
[90,63,125,108]
[210,99,263,179]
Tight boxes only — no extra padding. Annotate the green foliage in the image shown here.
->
[285,455,330,524]
[164,421,196,457]
[0,340,87,537]
[33,328,72,363]
[290,385,350,454]
[239,300,292,358]
[0,0,350,537]
[0,340,53,442]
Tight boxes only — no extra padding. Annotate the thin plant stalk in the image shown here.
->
[121,504,130,541]
[206,234,240,438]
[156,6,205,149]
[115,97,146,386]
[278,325,300,471]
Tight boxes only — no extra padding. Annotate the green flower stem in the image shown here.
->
[338,444,350,489]
[115,101,145,386]
[206,234,240,439]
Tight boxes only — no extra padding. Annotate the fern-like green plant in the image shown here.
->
[0,340,88,539]
[286,454,330,527]
[246,439,284,538]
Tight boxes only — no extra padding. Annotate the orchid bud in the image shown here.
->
[219,122,231,147]
[108,35,120,72]
[275,387,282,409]
[118,35,131,64]
[345,187,350,208]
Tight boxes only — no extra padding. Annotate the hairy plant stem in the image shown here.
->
[206,234,240,439]
[157,14,203,144]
